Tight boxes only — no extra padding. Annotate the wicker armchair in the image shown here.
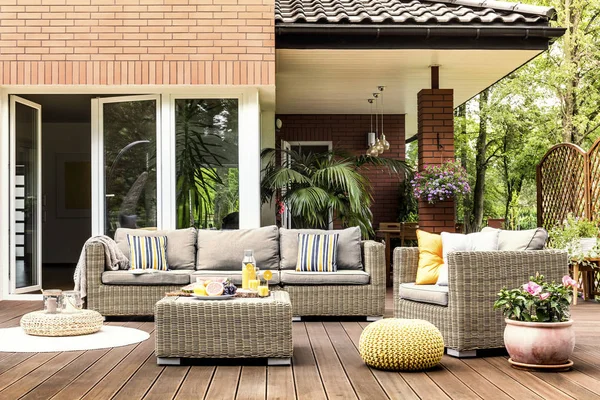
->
[393,247,568,357]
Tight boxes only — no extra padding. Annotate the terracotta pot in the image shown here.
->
[504,319,575,365]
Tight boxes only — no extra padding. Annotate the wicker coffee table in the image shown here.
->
[155,291,293,365]
[20,310,104,337]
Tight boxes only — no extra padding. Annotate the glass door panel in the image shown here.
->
[99,96,159,237]
[10,96,42,293]
[174,98,239,229]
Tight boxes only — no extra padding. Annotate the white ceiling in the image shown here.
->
[275,49,542,138]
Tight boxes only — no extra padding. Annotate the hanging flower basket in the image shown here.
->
[411,160,470,204]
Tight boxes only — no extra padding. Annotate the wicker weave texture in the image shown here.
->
[155,291,293,359]
[86,243,182,316]
[20,309,104,337]
[282,240,386,317]
[393,247,569,351]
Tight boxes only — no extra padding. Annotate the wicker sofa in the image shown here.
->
[393,247,568,357]
[85,226,385,318]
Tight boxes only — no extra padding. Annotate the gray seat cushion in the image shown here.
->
[190,270,281,286]
[115,228,197,270]
[279,227,363,270]
[399,283,449,306]
[196,226,279,271]
[481,227,548,250]
[280,270,369,285]
[102,270,192,286]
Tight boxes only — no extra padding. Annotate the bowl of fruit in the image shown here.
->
[188,278,237,300]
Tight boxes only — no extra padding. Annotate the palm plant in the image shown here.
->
[261,148,410,237]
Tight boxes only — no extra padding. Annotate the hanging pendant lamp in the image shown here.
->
[379,86,390,151]
[373,93,384,155]
[367,99,379,156]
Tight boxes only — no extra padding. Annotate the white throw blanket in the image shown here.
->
[74,235,128,299]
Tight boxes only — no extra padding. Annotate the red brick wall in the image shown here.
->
[0,0,274,85]
[276,114,406,230]
[417,89,456,233]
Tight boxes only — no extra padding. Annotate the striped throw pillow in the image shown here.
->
[296,233,339,272]
[126,234,169,271]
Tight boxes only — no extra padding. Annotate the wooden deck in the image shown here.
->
[1,293,600,399]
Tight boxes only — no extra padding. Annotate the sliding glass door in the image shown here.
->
[10,96,42,294]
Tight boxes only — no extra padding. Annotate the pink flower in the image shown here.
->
[562,275,578,289]
[539,292,550,300]
[522,281,542,296]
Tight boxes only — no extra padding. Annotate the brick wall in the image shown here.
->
[276,114,406,230]
[0,0,274,85]
[417,88,456,233]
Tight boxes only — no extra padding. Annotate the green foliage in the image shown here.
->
[398,173,418,222]
[494,274,575,322]
[261,149,409,238]
[548,213,600,263]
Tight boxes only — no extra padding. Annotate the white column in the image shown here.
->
[260,110,276,226]
[0,89,8,299]
[238,88,261,228]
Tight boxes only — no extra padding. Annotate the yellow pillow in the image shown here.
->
[415,230,444,285]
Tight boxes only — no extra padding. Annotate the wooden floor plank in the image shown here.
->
[557,369,600,396]
[0,353,36,376]
[291,323,327,400]
[20,349,112,400]
[400,371,451,399]
[266,364,295,400]
[0,351,82,399]
[143,364,189,400]
[485,358,574,400]
[174,366,215,400]
[0,352,59,392]
[323,321,389,400]
[49,322,151,400]
[81,327,157,400]
[461,357,544,400]
[204,366,241,400]
[305,322,358,400]
[112,354,164,400]
[426,365,482,399]
[235,366,266,400]
[441,356,512,400]
[530,369,600,399]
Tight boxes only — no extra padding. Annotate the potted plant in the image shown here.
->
[410,160,470,204]
[548,214,600,265]
[494,274,578,369]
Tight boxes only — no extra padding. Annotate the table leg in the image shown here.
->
[573,263,579,305]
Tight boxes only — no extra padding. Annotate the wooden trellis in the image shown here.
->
[536,140,600,229]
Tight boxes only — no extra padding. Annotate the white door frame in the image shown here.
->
[9,96,43,294]
[0,86,262,300]
[91,94,162,236]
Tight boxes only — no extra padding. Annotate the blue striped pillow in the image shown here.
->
[126,234,169,271]
[296,233,339,272]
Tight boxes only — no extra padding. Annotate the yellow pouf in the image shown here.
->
[359,318,444,371]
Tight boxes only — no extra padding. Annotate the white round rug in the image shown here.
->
[0,326,150,352]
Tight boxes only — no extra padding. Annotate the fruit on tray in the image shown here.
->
[263,270,273,281]
[193,286,207,296]
[205,281,224,296]
[223,278,238,296]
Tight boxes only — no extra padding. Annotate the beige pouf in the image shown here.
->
[359,318,444,371]
[20,310,104,337]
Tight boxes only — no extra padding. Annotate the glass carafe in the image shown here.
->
[241,249,256,289]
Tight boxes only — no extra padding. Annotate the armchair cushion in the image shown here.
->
[415,230,444,285]
[398,282,448,306]
[481,227,548,250]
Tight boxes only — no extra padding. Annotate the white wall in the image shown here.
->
[42,122,91,264]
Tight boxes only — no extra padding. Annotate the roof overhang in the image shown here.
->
[275,48,545,139]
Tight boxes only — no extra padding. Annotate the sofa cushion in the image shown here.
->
[415,230,444,285]
[102,270,191,286]
[196,226,279,271]
[127,234,169,271]
[280,270,369,285]
[115,228,196,270]
[481,227,548,250]
[191,270,281,286]
[280,227,363,270]
[399,283,449,306]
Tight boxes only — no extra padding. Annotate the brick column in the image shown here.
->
[417,89,456,233]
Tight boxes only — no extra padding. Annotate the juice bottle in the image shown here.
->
[242,249,256,289]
